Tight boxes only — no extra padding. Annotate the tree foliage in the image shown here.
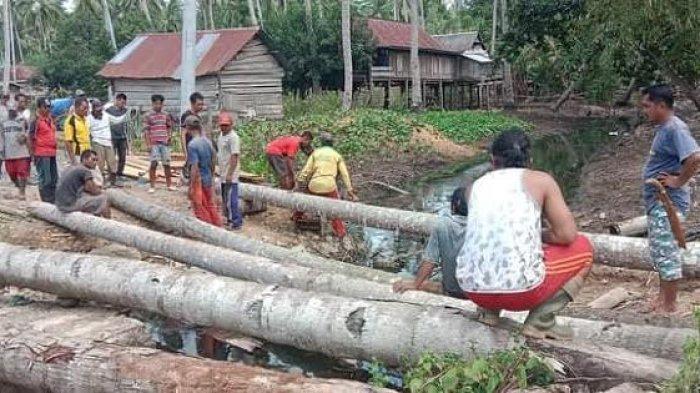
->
[263,0,374,94]
[27,11,113,96]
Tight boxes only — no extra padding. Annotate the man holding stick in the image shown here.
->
[640,84,700,314]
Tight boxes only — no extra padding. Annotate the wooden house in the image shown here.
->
[355,19,502,109]
[99,28,284,120]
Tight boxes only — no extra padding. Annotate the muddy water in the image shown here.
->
[355,120,616,272]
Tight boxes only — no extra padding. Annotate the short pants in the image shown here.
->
[149,144,171,165]
[60,194,109,216]
[4,158,31,182]
[648,202,685,281]
[466,235,593,311]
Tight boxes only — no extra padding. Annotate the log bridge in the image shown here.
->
[236,183,700,278]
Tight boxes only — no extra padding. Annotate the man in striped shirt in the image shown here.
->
[143,94,174,193]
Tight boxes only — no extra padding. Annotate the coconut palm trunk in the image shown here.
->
[500,0,515,108]
[0,242,681,382]
[102,0,117,51]
[106,190,397,283]
[409,0,422,110]
[247,0,258,25]
[341,0,352,111]
[30,202,470,311]
[31,202,695,361]
[3,0,10,94]
[0,301,381,392]
[234,183,700,277]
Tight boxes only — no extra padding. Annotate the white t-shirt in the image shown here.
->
[88,114,112,147]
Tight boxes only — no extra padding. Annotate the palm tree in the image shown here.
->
[500,0,515,108]
[155,0,181,31]
[246,0,257,25]
[117,0,163,27]
[409,0,422,110]
[341,0,352,110]
[14,0,62,52]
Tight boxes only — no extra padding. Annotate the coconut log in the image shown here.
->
[106,189,397,285]
[0,243,680,382]
[608,216,647,237]
[0,301,385,393]
[29,203,695,360]
[29,202,470,311]
[237,183,700,277]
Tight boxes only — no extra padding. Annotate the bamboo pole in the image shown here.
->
[0,243,680,381]
[30,203,696,360]
[236,183,700,277]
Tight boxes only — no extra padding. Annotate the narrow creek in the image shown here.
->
[143,118,617,388]
[355,119,616,274]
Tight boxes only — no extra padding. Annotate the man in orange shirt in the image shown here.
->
[265,131,313,189]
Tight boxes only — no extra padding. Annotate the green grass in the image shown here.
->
[417,110,533,144]
[237,95,528,177]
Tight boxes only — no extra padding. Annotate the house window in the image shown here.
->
[373,49,389,67]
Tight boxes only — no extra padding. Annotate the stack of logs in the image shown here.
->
[0,185,697,391]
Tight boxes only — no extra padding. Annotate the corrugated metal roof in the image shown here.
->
[99,28,260,79]
[367,19,449,53]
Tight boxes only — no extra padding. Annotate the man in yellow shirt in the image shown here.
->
[64,97,91,164]
[296,132,358,238]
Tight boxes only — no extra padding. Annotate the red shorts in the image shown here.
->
[4,158,31,182]
[465,235,593,311]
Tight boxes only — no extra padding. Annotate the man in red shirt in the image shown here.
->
[29,98,58,203]
[265,131,313,189]
[142,94,174,193]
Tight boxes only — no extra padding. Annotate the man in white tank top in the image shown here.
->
[455,129,593,339]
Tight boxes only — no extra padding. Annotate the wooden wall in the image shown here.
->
[219,38,284,120]
[112,77,219,116]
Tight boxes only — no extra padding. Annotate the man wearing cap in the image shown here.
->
[29,97,58,203]
[88,99,120,187]
[296,132,358,238]
[186,115,222,226]
[143,94,175,192]
[217,112,243,229]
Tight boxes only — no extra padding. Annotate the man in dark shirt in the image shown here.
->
[106,93,129,178]
[180,92,205,182]
[55,150,110,218]
[185,115,221,227]
[641,84,700,313]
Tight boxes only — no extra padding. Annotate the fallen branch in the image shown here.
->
[366,180,411,195]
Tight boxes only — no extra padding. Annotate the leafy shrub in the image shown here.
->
[403,349,554,393]
[663,309,700,393]
[417,110,532,143]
